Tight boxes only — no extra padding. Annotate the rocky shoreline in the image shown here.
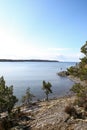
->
[8,94,87,130]
[1,74,87,130]
[58,70,87,86]
[28,73,87,130]
[19,96,87,130]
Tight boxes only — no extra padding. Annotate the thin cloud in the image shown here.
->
[48,47,72,51]
[56,52,82,62]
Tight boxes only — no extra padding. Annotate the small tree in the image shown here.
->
[22,87,34,106]
[42,80,52,101]
[0,76,18,114]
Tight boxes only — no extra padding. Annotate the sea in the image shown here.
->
[0,61,76,103]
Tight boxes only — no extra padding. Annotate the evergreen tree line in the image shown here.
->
[67,41,87,110]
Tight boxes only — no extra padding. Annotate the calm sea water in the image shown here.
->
[0,62,76,102]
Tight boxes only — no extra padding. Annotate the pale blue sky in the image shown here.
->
[0,0,87,61]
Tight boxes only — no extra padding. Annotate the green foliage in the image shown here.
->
[66,41,87,115]
[67,41,87,81]
[70,83,85,96]
[81,41,87,56]
[0,76,18,113]
[79,41,87,80]
[67,66,79,76]
[71,83,87,107]
[42,80,52,100]
[80,69,87,80]
[22,87,34,105]
[80,57,87,65]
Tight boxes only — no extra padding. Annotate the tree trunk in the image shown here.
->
[46,94,48,101]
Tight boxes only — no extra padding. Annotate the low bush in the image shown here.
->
[64,105,77,118]
[70,83,87,113]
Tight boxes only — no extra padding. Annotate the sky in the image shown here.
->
[0,0,87,61]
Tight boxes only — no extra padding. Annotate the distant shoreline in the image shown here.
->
[0,59,59,62]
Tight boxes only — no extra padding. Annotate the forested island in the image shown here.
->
[0,59,59,62]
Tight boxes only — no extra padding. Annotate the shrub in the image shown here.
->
[67,66,79,76]
[64,105,77,118]
[70,83,87,108]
